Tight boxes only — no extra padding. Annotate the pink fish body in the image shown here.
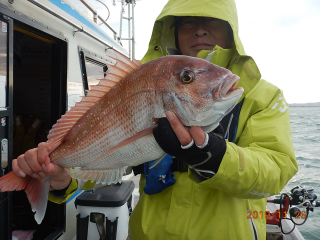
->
[0,53,243,223]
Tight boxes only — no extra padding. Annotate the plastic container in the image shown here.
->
[74,180,135,240]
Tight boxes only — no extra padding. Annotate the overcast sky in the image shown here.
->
[78,0,320,104]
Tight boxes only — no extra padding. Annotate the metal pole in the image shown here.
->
[80,0,117,36]
[80,0,97,22]
[128,3,131,59]
[131,1,135,60]
[98,15,117,36]
[119,1,123,39]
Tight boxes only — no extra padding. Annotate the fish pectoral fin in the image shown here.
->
[149,153,167,169]
[90,127,156,166]
[68,167,128,185]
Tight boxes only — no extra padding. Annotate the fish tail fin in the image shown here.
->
[0,172,51,224]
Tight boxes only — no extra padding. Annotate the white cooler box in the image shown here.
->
[74,181,135,240]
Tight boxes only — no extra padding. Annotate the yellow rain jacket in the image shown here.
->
[128,0,298,239]
[50,0,297,239]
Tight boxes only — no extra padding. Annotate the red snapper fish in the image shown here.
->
[0,52,243,223]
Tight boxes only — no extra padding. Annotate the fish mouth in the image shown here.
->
[213,74,243,100]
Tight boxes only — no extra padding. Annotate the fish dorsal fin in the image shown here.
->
[47,52,141,154]
[112,50,142,68]
[133,58,142,67]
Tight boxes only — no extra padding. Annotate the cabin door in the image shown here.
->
[0,8,68,240]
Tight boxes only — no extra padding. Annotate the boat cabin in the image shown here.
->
[0,0,131,239]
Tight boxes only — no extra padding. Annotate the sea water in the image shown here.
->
[283,107,320,240]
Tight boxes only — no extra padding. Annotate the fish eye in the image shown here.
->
[180,70,195,84]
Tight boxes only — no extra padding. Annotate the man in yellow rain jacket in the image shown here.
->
[12,0,298,239]
[127,0,298,239]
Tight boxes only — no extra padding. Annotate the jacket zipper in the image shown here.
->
[224,113,234,140]
[247,210,259,240]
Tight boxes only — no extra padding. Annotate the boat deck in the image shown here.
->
[60,174,305,240]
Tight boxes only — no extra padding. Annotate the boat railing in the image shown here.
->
[26,0,124,55]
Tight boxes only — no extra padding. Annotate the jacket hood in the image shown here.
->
[141,0,262,101]
[142,0,247,62]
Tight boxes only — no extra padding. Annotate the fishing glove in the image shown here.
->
[153,118,226,178]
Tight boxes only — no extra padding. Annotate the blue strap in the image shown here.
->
[143,155,176,195]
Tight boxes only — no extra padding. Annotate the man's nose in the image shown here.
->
[194,22,209,36]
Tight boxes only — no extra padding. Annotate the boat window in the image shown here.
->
[85,57,108,88]
[79,48,111,91]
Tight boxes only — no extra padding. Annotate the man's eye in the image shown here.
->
[182,20,195,26]
[205,18,222,26]
[179,17,197,27]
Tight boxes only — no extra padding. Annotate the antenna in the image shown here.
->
[115,0,140,60]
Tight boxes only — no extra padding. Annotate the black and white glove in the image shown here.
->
[153,118,226,178]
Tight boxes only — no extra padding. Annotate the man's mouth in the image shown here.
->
[192,43,213,48]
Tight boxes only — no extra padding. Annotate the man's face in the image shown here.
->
[177,17,232,57]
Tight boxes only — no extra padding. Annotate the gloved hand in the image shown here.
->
[153,118,226,175]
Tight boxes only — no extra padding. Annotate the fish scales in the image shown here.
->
[50,61,163,169]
